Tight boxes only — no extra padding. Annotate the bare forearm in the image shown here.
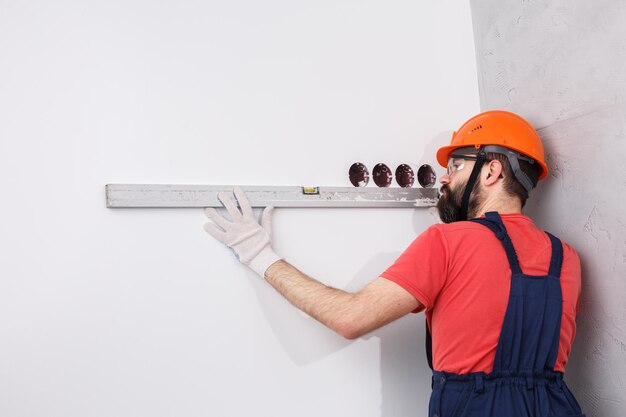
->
[201,188,417,338]
[264,260,359,338]
[263,260,419,339]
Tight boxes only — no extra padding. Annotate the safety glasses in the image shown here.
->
[446,153,480,176]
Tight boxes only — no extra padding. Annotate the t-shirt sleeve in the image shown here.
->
[380,225,449,313]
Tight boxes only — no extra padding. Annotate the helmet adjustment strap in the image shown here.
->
[481,145,535,192]
[460,148,486,221]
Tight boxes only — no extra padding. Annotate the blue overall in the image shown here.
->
[428,212,585,417]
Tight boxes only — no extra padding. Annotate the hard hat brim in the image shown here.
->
[436,143,549,180]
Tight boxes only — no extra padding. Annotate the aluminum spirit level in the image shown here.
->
[105,184,439,208]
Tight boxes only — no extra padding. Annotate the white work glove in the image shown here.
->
[203,187,282,277]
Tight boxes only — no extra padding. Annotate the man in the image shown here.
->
[203,110,585,417]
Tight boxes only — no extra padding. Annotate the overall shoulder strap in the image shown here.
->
[426,213,524,371]
[470,212,523,275]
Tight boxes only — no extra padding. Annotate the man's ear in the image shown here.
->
[484,160,504,185]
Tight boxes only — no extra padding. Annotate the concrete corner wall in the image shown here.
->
[471,2,626,416]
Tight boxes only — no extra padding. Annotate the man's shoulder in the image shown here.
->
[426,220,493,236]
[423,214,539,244]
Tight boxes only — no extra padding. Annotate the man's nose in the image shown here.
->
[440,173,450,185]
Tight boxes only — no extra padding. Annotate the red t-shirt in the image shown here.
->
[380,213,581,374]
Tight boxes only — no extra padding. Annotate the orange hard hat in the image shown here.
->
[436,110,548,179]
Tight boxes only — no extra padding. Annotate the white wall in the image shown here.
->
[471,1,626,416]
[0,1,479,416]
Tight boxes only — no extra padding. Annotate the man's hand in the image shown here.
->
[203,187,281,276]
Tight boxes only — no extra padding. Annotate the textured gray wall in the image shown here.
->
[471,1,626,416]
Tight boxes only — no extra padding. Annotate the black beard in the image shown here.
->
[436,184,463,224]
[436,180,482,223]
